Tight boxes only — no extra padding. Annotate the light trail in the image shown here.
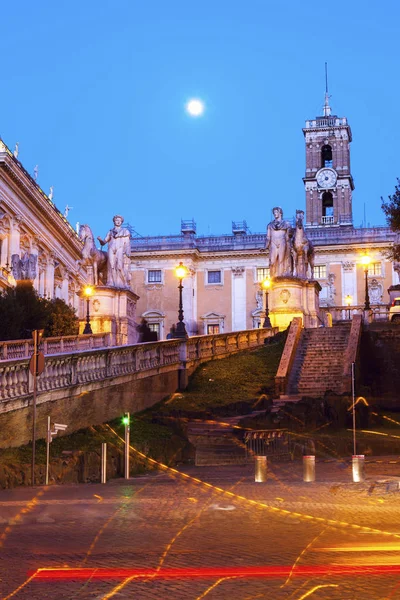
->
[296,584,339,599]
[103,424,400,540]
[2,570,39,600]
[281,529,327,588]
[79,486,147,566]
[196,576,237,599]
[0,488,46,549]
[101,472,246,598]
[28,565,400,580]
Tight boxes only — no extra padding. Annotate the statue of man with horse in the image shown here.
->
[266,207,314,280]
[78,224,108,286]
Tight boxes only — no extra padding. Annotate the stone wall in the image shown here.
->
[359,323,400,405]
[0,370,180,448]
[0,327,278,448]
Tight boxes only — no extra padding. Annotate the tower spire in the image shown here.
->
[323,62,332,117]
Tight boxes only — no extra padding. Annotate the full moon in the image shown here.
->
[186,98,205,117]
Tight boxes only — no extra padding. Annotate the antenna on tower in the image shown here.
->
[325,62,329,94]
[323,62,332,117]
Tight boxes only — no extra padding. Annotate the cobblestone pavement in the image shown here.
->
[1,457,400,599]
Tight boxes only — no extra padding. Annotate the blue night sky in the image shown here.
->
[0,1,398,238]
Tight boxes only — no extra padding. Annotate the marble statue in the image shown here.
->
[33,165,38,181]
[11,252,37,281]
[291,210,315,279]
[13,143,19,158]
[11,254,21,280]
[48,186,54,201]
[97,215,131,288]
[266,207,292,277]
[64,205,73,218]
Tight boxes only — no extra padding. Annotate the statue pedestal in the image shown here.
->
[269,277,322,330]
[79,286,139,345]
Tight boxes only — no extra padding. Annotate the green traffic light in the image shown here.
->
[122,415,129,426]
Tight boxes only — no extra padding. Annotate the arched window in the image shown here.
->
[321,144,333,168]
[322,192,333,217]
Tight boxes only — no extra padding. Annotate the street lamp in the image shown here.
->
[83,285,94,334]
[174,262,188,338]
[261,277,272,328]
[345,294,352,320]
[361,255,371,311]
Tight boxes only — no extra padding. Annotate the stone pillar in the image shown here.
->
[79,286,140,345]
[61,270,69,303]
[46,254,56,299]
[231,266,246,331]
[269,276,322,330]
[10,215,22,256]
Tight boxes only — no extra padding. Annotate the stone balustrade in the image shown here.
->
[0,328,277,410]
[320,304,389,323]
[0,333,114,361]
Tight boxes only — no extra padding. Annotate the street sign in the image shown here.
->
[29,352,44,375]
[29,351,45,376]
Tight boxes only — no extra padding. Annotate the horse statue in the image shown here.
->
[78,224,108,285]
[291,210,314,279]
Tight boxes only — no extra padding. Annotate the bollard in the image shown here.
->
[101,443,107,484]
[303,455,315,482]
[255,456,267,482]
[352,455,365,482]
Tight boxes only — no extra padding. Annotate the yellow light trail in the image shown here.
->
[105,424,400,540]
[281,529,327,588]
[1,570,40,600]
[296,584,339,599]
[0,488,46,549]
[318,543,400,552]
[196,577,237,599]
[101,461,246,599]
[80,486,147,566]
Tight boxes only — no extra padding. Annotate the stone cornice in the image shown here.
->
[0,152,82,259]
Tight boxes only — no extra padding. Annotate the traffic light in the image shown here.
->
[122,413,129,426]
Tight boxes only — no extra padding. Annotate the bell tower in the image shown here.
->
[303,73,354,228]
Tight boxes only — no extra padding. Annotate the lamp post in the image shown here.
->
[83,285,94,334]
[261,277,272,328]
[361,255,371,311]
[345,294,352,320]
[174,262,188,338]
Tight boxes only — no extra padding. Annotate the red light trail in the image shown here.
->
[28,565,400,581]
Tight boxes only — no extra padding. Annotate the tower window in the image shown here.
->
[322,192,333,217]
[321,144,333,168]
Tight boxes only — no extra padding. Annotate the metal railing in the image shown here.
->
[244,430,292,459]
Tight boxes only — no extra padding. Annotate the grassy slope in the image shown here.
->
[0,337,286,466]
[155,337,285,415]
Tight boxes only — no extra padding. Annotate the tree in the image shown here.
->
[0,282,79,341]
[381,179,400,261]
[43,297,79,337]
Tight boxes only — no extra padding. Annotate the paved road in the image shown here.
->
[1,457,400,599]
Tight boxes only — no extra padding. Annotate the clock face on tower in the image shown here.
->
[316,168,337,189]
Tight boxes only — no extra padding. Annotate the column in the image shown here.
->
[46,253,56,299]
[61,270,69,303]
[231,267,246,331]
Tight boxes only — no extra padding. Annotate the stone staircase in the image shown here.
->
[287,323,351,397]
[187,416,254,466]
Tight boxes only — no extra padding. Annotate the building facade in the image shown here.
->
[0,141,85,310]
[130,97,397,338]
